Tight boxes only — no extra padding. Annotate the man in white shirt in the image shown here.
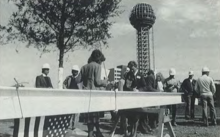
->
[164,68,180,126]
[195,67,217,126]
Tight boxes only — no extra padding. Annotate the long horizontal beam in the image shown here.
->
[0,86,183,120]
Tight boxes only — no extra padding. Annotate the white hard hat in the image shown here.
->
[169,68,176,75]
[202,67,210,72]
[72,65,80,71]
[126,67,130,72]
[189,71,194,75]
[42,63,50,69]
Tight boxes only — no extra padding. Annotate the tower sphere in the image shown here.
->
[129,3,156,30]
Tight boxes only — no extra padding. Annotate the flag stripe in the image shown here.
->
[24,118,30,137]
[13,119,19,137]
[28,117,36,137]
[18,118,25,137]
[34,117,40,137]
[38,116,45,137]
[13,115,72,137]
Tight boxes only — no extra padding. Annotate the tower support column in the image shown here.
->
[137,27,150,76]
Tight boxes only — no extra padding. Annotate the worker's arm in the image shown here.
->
[194,80,200,95]
[35,76,41,88]
[175,80,181,92]
[210,78,216,95]
[181,80,187,94]
[63,76,69,89]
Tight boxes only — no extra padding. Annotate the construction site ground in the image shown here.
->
[1,104,220,137]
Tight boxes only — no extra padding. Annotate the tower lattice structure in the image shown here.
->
[130,3,156,76]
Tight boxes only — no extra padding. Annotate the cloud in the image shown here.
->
[156,0,220,38]
[109,23,135,37]
[189,29,208,38]
[157,0,212,23]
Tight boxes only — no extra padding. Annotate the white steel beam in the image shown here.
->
[0,86,183,120]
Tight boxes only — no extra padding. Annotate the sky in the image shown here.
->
[0,0,220,87]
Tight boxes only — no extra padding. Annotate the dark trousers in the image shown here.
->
[200,94,217,123]
[120,111,139,137]
[110,111,117,121]
[139,114,152,133]
[168,105,176,122]
[185,94,195,118]
[148,113,158,128]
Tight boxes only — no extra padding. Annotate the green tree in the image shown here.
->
[0,0,122,88]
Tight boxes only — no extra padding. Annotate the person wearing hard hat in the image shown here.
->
[63,65,81,130]
[181,71,197,120]
[35,63,53,88]
[164,68,180,126]
[195,67,217,126]
[63,65,81,89]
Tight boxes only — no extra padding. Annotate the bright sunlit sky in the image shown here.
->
[0,0,220,87]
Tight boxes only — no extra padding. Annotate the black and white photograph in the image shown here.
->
[0,0,220,137]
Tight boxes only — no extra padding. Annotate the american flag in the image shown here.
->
[13,114,72,137]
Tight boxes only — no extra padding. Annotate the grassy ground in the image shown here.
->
[0,104,220,137]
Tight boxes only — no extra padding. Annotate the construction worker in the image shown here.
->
[181,71,196,119]
[164,68,180,126]
[63,65,81,89]
[63,65,81,130]
[35,63,53,88]
[195,67,217,126]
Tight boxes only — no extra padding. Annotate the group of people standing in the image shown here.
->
[115,63,180,137]
[35,49,107,137]
[35,49,218,137]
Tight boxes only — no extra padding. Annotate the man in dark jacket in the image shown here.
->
[63,65,81,89]
[123,61,147,137]
[145,70,157,92]
[124,61,146,92]
[144,70,159,130]
[181,71,196,119]
[35,63,53,88]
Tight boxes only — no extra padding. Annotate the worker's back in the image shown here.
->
[196,75,216,95]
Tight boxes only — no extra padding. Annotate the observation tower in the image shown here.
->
[129,3,156,76]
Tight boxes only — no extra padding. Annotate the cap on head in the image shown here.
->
[169,68,176,75]
[42,63,50,69]
[72,65,80,71]
[202,67,209,72]
[189,71,194,75]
